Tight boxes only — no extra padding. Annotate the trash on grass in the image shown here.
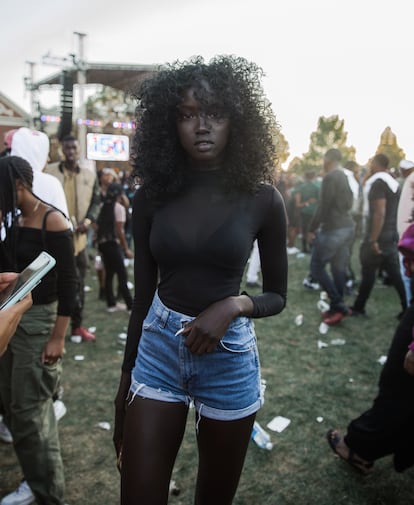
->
[378,355,387,365]
[118,332,127,340]
[88,326,96,333]
[96,421,111,431]
[70,335,82,343]
[317,339,328,349]
[320,291,328,301]
[316,416,324,423]
[84,285,92,292]
[267,416,291,433]
[330,338,346,346]
[74,355,85,361]
[169,480,180,496]
[251,421,273,449]
[294,314,304,326]
[317,299,330,312]
[319,322,329,335]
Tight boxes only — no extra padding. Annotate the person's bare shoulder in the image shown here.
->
[44,210,71,232]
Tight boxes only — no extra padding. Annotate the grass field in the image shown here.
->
[1,243,414,504]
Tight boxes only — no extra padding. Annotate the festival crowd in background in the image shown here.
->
[1,58,414,503]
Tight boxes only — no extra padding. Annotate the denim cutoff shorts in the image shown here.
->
[130,291,263,421]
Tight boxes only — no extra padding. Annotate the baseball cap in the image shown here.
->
[101,167,118,178]
[399,159,414,171]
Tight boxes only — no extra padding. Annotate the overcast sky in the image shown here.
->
[2,0,413,167]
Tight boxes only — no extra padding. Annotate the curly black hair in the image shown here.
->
[131,55,279,201]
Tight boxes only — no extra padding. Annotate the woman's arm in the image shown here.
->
[43,210,78,363]
[114,202,133,259]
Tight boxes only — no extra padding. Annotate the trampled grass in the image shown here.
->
[1,243,414,504]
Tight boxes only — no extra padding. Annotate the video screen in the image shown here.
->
[86,133,130,161]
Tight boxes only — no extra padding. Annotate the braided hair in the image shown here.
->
[0,156,34,270]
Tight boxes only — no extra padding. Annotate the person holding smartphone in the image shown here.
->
[0,273,32,356]
[113,56,288,504]
[0,156,77,505]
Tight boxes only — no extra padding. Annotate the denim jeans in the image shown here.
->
[130,291,263,421]
[310,225,355,311]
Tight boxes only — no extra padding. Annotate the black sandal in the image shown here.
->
[326,429,374,475]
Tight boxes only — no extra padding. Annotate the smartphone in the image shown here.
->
[0,252,56,310]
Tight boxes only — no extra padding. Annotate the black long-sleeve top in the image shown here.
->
[309,169,354,232]
[122,170,288,373]
[16,227,78,316]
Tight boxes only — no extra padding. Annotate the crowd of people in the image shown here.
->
[281,147,411,327]
[1,53,414,505]
[0,129,136,504]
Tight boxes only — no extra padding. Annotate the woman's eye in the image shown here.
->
[178,112,195,120]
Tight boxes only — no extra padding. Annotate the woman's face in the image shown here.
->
[176,86,230,170]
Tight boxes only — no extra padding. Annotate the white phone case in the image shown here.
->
[0,251,56,310]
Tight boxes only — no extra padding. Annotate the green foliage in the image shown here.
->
[291,115,356,175]
[85,85,135,130]
[375,127,406,170]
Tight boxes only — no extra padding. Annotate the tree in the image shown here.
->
[293,115,356,174]
[375,126,405,170]
[85,85,136,133]
[273,129,289,175]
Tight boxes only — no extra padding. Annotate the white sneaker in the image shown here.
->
[303,277,320,290]
[0,417,12,444]
[53,400,67,422]
[287,246,300,255]
[0,480,35,505]
[106,302,127,313]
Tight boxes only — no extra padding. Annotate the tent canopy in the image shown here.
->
[32,62,158,93]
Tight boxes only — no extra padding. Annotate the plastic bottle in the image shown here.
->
[251,421,273,450]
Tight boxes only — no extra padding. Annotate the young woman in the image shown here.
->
[113,55,288,505]
[96,182,133,312]
[0,155,77,505]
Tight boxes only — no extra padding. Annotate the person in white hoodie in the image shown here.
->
[11,127,69,218]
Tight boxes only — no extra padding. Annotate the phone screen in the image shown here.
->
[0,252,56,310]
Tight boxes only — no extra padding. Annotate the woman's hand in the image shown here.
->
[113,371,131,463]
[181,295,253,355]
[370,241,382,255]
[404,349,414,375]
[0,272,33,356]
[0,291,32,356]
[124,247,134,259]
[41,338,65,365]
[41,316,69,365]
